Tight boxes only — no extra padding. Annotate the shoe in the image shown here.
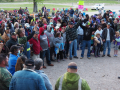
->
[114,54,116,57]
[98,55,100,57]
[51,59,55,61]
[118,77,120,79]
[57,59,60,62]
[107,55,111,57]
[48,64,54,66]
[116,54,118,57]
[74,56,78,59]
[80,57,83,59]
[43,66,46,69]
[102,55,105,57]
[87,57,91,59]
[69,58,72,60]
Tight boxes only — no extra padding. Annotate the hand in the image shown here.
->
[103,39,105,42]
[69,41,71,44]
[34,24,38,31]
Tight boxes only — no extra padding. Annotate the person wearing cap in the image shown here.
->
[9,59,47,90]
[7,45,20,75]
[34,58,53,90]
[24,23,31,36]
[1,26,10,43]
[55,62,90,90]
[102,22,115,57]
[29,31,40,60]
[66,20,81,60]
[6,32,18,49]
[0,53,12,90]
[100,19,107,30]
[79,20,97,59]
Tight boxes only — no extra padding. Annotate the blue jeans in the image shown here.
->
[40,48,51,66]
[103,40,111,55]
[77,35,83,50]
[81,40,91,57]
[69,39,77,58]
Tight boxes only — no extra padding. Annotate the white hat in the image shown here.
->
[25,23,30,28]
[55,26,59,29]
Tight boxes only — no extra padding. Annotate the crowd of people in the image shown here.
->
[0,5,120,90]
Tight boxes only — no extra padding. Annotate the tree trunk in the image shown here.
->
[33,0,38,13]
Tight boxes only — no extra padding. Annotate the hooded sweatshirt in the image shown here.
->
[55,72,90,90]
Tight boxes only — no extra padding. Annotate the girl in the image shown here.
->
[53,32,64,62]
[114,31,120,57]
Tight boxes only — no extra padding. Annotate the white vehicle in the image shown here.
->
[91,4,104,10]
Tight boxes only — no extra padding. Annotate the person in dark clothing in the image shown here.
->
[0,22,5,35]
[6,32,18,49]
[80,21,97,59]
[18,7,23,15]
[100,19,107,30]
[42,6,46,13]
[113,20,118,32]
[69,8,74,17]
[103,11,109,20]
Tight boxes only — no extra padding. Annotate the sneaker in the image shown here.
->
[74,56,78,59]
[118,77,120,79]
[114,54,116,57]
[80,57,83,59]
[102,55,105,57]
[69,58,72,60]
[116,54,118,57]
[48,64,54,66]
[87,57,91,59]
[43,66,46,69]
[98,55,100,57]
[107,55,111,57]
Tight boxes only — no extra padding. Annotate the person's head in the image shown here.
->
[55,26,59,31]
[67,62,77,73]
[11,32,17,40]
[114,20,117,24]
[17,28,25,37]
[116,31,119,37]
[97,25,102,31]
[14,22,19,28]
[107,23,110,29]
[24,59,35,70]
[34,58,43,70]
[101,19,105,24]
[20,55,27,63]
[56,14,58,18]
[85,21,90,28]
[56,32,61,38]
[96,33,100,38]
[25,23,30,29]
[10,45,19,56]
[43,18,47,24]
[30,21,35,26]
[0,53,8,67]
[34,31,39,38]
[61,27,65,33]
[68,22,74,28]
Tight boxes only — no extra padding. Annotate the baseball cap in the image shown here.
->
[25,59,34,66]
[55,26,59,29]
[11,32,17,36]
[85,21,90,25]
[107,22,111,25]
[69,22,74,25]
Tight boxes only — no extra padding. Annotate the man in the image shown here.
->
[6,32,18,49]
[0,53,12,90]
[29,31,40,60]
[18,7,23,15]
[102,23,115,57]
[80,21,97,59]
[66,21,80,60]
[53,14,60,24]
[55,62,90,90]
[34,58,53,90]
[9,59,47,90]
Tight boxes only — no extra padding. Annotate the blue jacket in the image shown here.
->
[7,54,19,75]
[9,69,47,90]
[35,70,53,90]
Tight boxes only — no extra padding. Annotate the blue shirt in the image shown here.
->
[77,26,84,35]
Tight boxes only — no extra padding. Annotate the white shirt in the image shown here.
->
[94,29,103,37]
[106,29,110,40]
[77,26,84,35]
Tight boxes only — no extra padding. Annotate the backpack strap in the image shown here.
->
[78,78,82,90]
[58,75,64,90]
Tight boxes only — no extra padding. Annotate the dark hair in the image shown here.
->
[0,53,7,64]
[20,55,27,63]
[97,25,102,29]
[10,45,19,54]
[55,32,61,38]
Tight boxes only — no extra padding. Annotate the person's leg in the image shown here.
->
[50,47,54,60]
[73,39,77,57]
[60,51,63,60]
[46,48,51,65]
[103,41,107,55]
[65,40,69,57]
[97,47,100,56]
[77,35,80,50]
[94,46,97,57]
[69,41,73,58]
[87,40,91,58]
[81,40,86,58]
[40,51,45,66]
[107,40,111,55]
[80,35,83,49]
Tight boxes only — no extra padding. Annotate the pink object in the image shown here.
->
[86,8,88,11]
[78,5,84,9]
[53,8,55,11]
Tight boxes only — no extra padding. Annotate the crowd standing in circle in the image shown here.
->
[0,6,120,90]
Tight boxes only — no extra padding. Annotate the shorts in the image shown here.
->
[114,44,119,50]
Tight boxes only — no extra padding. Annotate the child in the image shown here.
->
[114,31,120,57]
[53,32,64,62]
[94,33,103,57]
[90,31,95,53]
[61,27,67,59]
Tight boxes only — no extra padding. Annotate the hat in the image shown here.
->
[35,31,39,34]
[69,22,74,25]
[85,21,90,25]
[55,26,59,29]
[107,22,111,25]
[25,23,30,28]
[25,59,34,66]
[49,22,53,25]
[11,32,17,36]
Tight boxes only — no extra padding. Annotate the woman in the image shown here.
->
[94,25,103,37]
[43,18,47,30]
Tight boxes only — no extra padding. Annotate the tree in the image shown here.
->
[33,0,44,13]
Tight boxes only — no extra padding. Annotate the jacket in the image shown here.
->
[7,54,19,75]
[114,36,120,45]
[1,32,10,43]
[35,70,53,90]
[94,36,103,46]
[9,69,47,90]
[66,20,81,41]
[55,72,90,90]
[102,27,115,42]
[29,37,40,54]
[6,37,18,49]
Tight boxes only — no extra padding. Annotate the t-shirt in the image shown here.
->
[106,29,110,40]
